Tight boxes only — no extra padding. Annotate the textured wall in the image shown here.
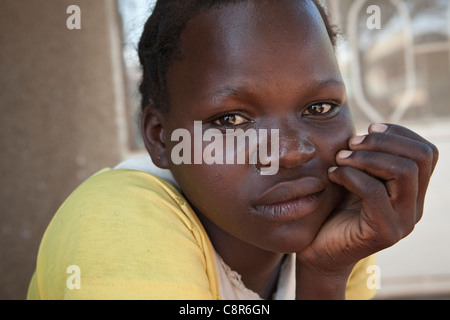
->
[0,0,128,299]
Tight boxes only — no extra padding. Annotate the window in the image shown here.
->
[327,0,450,299]
[327,0,450,129]
[118,0,156,150]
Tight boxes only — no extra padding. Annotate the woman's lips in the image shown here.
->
[254,177,325,221]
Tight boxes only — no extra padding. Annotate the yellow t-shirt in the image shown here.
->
[27,169,376,300]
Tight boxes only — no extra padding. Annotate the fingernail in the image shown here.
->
[351,135,366,146]
[370,123,388,133]
[338,150,353,159]
[328,166,338,173]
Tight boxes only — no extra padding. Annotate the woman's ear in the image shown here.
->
[141,107,170,169]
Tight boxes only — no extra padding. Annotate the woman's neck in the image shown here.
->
[198,213,285,299]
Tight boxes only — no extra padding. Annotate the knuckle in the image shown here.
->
[365,179,386,199]
[389,229,406,245]
[397,218,415,238]
[364,133,387,149]
[416,143,434,164]
[429,142,440,165]
[383,231,402,247]
[431,143,439,158]
[396,223,415,242]
[398,158,419,178]
[377,224,411,248]
[423,140,439,157]
[367,229,400,250]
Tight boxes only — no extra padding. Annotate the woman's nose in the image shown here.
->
[254,118,317,174]
[277,125,316,169]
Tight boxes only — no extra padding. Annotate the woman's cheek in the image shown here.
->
[322,113,355,164]
[170,161,246,214]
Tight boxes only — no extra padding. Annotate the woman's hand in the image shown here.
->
[295,123,439,299]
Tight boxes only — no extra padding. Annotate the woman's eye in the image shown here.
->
[303,103,337,116]
[213,114,248,126]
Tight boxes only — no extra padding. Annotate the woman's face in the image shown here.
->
[162,0,355,253]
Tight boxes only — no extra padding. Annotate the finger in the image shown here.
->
[348,129,435,221]
[328,166,409,248]
[350,131,435,176]
[368,123,439,171]
[336,150,419,223]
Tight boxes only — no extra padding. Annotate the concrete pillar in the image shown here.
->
[0,0,130,299]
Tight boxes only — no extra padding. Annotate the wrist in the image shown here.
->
[295,262,353,300]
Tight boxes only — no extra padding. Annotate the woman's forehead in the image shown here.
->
[180,0,328,56]
[167,0,341,104]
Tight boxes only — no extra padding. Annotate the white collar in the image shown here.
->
[212,248,296,300]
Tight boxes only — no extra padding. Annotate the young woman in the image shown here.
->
[27,0,438,300]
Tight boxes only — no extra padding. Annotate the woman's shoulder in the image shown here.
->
[56,168,198,232]
[30,168,219,299]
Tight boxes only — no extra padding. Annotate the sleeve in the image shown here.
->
[27,169,219,300]
[345,255,378,300]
